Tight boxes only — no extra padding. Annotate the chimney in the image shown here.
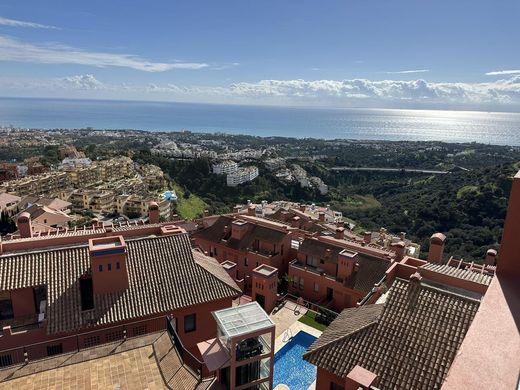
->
[291,216,300,228]
[89,236,129,295]
[337,249,358,280]
[335,227,345,240]
[233,206,241,214]
[400,231,407,240]
[203,209,210,218]
[248,205,256,216]
[345,365,379,390]
[318,212,325,222]
[407,271,423,308]
[363,231,372,244]
[391,241,406,261]
[299,204,306,212]
[484,249,497,266]
[427,233,446,264]
[17,212,33,238]
[231,220,248,241]
[148,201,160,224]
[336,221,345,228]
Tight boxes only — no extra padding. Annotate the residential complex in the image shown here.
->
[0,205,241,386]
[213,160,239,175]
[227,166,259,187]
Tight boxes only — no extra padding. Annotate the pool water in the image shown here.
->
[273,331,317,390]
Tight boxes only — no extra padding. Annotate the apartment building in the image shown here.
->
[288,237,392,311]
[301,172,520,390]
[0,193,21,214]
[0,210,241,371]
[226,166,259,186]
[0,172,70,196]
[212,160,238,175]
[192,215,296,292]
[117,194,170,220]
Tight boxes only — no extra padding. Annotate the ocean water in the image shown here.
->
[1,97,520,145]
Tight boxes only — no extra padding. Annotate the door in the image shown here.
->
[326,287,333,301]
[256,293,265,309]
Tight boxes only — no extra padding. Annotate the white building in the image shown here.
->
[213,160,238,175]
[226,166,259,187]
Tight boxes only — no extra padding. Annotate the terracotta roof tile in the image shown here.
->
[0,234,241,335]
[420,263,493,286]
[304,278,480,390]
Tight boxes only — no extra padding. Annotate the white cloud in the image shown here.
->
[485,70,520,76]
[57,74,105,90]
[0,16,59,29]
[384,69,430,74]
[0,35,208,72]
[2,74,520,109]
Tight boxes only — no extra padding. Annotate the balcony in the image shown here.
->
[289,259,336,281]
[247,247,279,259]
[0,314,42,333]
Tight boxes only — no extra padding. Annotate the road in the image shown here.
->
[330,167,449,174]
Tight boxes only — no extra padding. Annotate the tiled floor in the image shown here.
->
[0,344,165,390]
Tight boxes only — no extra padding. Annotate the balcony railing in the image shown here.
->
[166,316,211,384]
[247,247,279,258]
[0,315,165,369]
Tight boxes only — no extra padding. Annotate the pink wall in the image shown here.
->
[11,287,35,317]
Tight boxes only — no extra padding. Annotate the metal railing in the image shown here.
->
[0,315,165,369]
[165,316,205,382]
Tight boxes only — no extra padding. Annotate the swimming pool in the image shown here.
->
[273,331,317,390]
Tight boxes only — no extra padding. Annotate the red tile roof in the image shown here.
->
[0,234,241,335]
[304,278,480,390]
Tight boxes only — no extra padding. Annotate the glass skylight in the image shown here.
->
[213,301,274,337]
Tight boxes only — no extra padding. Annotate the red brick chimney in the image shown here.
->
[291,216,301,228]
[363,231,372,244]
[17,212,33,238]
[231,220,248,240]
[248,205,256,216]
[148,201,160,224]
[337,249,358,280]
[391,241,406,261]
[89,236,129,295]
[335,227,345,240]
[427,233,446,264]
[299,204,306,212]
[318,212,325,222]
[484,248,497,266]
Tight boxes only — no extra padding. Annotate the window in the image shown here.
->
[306,255,318,268]
[108,263,112,271]
[116,262,120,270]
[244,258,248,267]
[98,264,103,272]
[281,244,284,255]
[47,344,63,357]
[299,278,304,290]
[314,283,319,292]
[184,314,196,333]
[292,276,298,287]
[330,383,345,390]
[80,277,94,311]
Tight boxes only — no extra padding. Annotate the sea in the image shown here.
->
[1,97,520,146]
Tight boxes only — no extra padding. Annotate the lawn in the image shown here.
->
[298,310,328,331]
[171,183,207,220]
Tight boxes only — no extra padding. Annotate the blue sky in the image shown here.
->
[1,0,519,110]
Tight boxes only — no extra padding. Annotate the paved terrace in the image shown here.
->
[0,332,215,390]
